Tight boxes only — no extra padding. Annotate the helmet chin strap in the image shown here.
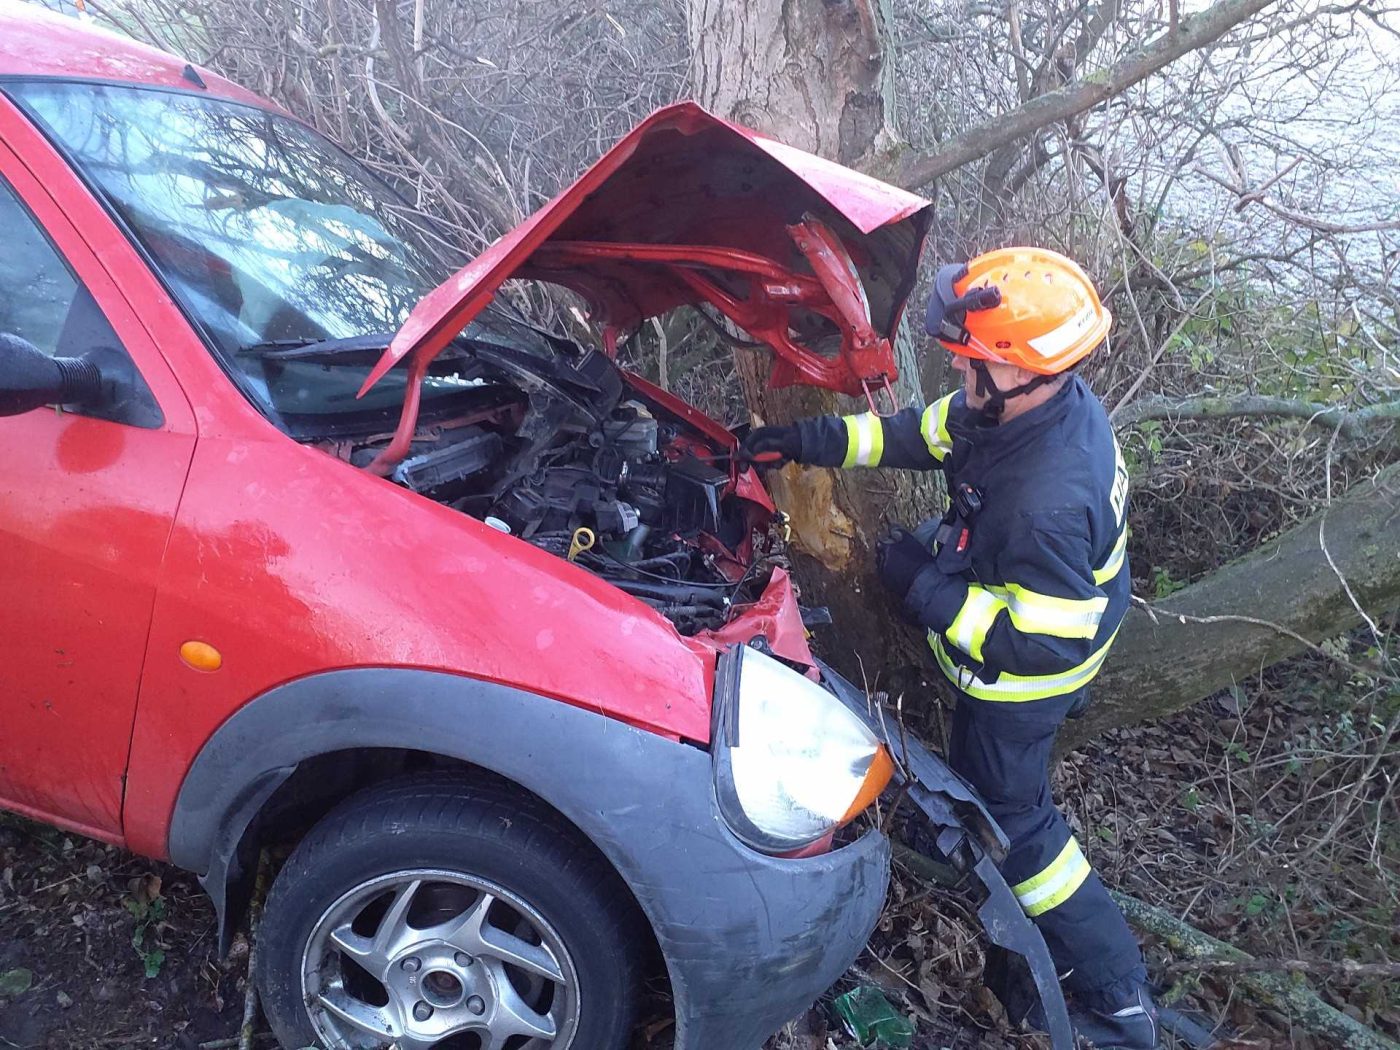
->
[971,360,1056,420]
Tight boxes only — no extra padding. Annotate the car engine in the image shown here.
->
[338,329,775,633]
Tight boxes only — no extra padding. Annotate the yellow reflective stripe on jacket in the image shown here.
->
[1013,837,1093,917]
[986,583,1107,641]
[931,628,1119,702]
[841,412,885,468]
[1093,525,1128,585]
[920,394,954,461]
[946,586,1006,662]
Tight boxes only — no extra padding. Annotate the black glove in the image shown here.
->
[876,526,936,604]
[739,424,802,467]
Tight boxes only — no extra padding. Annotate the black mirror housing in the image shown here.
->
[0,333,162,427]
[0,332,103,417]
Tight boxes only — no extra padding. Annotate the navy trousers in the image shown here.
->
[948,691,1145,1009]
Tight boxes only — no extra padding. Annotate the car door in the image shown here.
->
[0,134,197,841]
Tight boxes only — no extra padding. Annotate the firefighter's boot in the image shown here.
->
[1069,984,1160,1049]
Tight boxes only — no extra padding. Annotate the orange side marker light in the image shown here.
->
[179,640,223,673]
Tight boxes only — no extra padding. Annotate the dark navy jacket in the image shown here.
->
[795,377,1129,717]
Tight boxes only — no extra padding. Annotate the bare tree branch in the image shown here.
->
[1164,956,1400,980]
[894,0,1280,189]
[1195,162,1400,233]
[1113,394,1400,438]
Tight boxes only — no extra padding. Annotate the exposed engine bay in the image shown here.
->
[322,324,778,633]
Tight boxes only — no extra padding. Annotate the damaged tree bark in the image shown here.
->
[687,0,946,684]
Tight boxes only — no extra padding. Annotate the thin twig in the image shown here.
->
[1128,595,1379,678]
[239,851,271,1050]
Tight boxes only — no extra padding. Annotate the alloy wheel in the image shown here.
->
[301,868,580,1050]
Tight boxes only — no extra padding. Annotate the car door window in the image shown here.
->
[0,174,161,426]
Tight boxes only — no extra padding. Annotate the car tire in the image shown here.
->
[256,772,642,1050]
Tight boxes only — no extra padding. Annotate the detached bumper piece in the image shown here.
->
[817,664,1074,1050]
[897,741,1075,1050]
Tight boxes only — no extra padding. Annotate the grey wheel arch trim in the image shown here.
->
[169,668,664,876]
[169,667,891,1050]
[169,668,697,958]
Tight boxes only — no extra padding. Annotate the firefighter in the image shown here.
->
[742,247,1158,1049]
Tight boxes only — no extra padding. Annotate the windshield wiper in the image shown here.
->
[237,332,398,361]
[238,332,478,365]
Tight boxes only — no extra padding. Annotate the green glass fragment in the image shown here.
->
[832,985,916,1047]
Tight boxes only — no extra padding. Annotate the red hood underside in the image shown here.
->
[359,103,931,471]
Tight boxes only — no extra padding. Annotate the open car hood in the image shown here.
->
[360,102,931,469]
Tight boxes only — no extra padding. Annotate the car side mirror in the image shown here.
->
[0,332,163,428]
[0,332,106,417]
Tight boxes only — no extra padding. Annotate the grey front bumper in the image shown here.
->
[583,707,890,1049]
[641,818,890,1049]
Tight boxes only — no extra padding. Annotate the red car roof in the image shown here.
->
[0,1,272,109]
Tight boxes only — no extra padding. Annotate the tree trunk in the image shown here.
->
[1064,462,1400,748]
[688,0,944,687]
[686,0,898,165]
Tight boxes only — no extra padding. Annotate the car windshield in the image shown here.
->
[9,80,549,430]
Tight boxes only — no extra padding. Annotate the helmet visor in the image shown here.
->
[924,263,1009,363]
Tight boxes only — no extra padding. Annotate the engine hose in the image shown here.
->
[640,603,715,618]
[624,551,691,570]
[606,578,728,606]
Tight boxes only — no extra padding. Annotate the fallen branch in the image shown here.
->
[1164,956,1400,980]
[892,840,960,887]
[894,0,1278,189]
[897,841,1400,1047]
[1112,394,1400,439]
[1062,461,1400,748]
[1110,891,1400,1050]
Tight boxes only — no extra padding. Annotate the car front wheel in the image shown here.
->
[256,773,641,1050]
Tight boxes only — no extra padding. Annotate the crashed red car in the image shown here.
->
[0,8,1076,1050]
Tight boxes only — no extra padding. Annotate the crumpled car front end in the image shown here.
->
[628,633,1076,1050]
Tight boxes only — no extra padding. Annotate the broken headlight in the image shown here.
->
[712,644,894,853]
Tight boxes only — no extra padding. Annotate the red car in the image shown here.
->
[0,7,1074,1050]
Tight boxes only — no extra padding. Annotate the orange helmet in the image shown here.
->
[924,247,1110,375]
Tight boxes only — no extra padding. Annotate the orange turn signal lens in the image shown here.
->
[839,745,895,825]
[179,640,223,672]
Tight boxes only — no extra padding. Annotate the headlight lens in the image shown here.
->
[713,644,894,852]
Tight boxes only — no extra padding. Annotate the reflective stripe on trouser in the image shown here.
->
[947,695,1145,999]
[1013,836,1091,916]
